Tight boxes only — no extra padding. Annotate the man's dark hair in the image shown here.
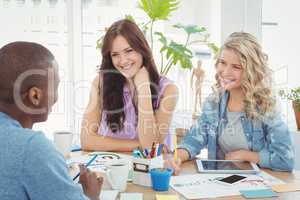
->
[0,41,55,104]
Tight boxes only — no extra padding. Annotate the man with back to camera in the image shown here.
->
[0,41,103,200]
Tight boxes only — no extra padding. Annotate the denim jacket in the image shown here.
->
[179,91,295,171]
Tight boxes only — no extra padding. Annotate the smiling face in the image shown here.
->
[216,48,243,91]
[110,35,143,79]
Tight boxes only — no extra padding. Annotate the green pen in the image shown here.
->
[137,146,146,158]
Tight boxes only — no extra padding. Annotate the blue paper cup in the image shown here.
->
[150,168,173,191]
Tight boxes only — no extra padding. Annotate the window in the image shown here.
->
[0,0,218,140]
[262,0,300,129]
[0,0,68,139]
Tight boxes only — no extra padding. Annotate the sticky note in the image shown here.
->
[156,194,179,200]
[240,189,278,198]
[120,193,143,200]
[272,183,300,192]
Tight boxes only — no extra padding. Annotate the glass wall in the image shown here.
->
[0,0,222,139]
[262,0,300,130]
[0,0,68,138]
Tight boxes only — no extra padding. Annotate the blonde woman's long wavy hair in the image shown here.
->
[215,32,275,119]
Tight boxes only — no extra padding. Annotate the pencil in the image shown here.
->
[73,154,98,181]
[173,134,177,160]
[71,148,82,152]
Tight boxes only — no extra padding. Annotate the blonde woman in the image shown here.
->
[174,32,294,171]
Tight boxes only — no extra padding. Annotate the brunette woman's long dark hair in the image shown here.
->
[100,19,160,133]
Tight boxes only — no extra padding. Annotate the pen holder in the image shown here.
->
[150,168,173,191]
[132,155,164,187]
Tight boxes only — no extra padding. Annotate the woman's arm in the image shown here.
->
[225,111,295,171]
[258,112,295,171]
[225,150,260,163]
[136,83,178,148]
[177,94,220,159]
[154,84,178,143]
[80,75,140,152]
[134,68,178,148]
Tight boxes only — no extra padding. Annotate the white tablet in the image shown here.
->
[196,159,260,174]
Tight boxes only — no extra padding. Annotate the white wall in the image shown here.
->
[221,0,262,43]
[262,0,300,130]
[166,0,221,45]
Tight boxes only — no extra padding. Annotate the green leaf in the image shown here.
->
[279,87,300,102]
[207,42,219,56]
[165,41,193,70]
[173,23,206,35]
[125,15,136,23]
[96,35,104,50]
[139,0,179,21]
[154,32,167,46]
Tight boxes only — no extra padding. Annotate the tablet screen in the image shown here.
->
[201,160,253,171]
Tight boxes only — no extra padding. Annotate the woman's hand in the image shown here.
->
[225,149,260,163]
[133,67,150,90]
[162,148,189,176]
[164,157,182,176]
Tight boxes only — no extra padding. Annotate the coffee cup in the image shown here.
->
[104,159,129,192]
[53,131,73,157]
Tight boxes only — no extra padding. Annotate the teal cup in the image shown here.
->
[150,168,173,191]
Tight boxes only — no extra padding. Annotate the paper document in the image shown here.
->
[120,193,143,200]
[67,151,132,173]
[100,190,119,200]
[170,171,284,199]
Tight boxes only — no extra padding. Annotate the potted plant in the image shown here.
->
[96,0,218,75]
[279,87,300,131]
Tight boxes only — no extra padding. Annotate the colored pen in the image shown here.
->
[73,154,98,181]
[138,146,146,158]
[155,143,159,157]
[144,148,149,157]
[132,150,142,158]
[71,148,82,152]
[173,135,177,160]
[157,144,164,156]
[149,142,156,158]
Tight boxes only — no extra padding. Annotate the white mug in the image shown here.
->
[105,159,129,192]
[53,131,73,157]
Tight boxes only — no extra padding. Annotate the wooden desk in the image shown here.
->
[70,152,300,200]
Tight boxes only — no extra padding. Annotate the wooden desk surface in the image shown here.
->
[70,152,300,200]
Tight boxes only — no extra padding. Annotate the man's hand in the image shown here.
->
[79,164,103,200]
